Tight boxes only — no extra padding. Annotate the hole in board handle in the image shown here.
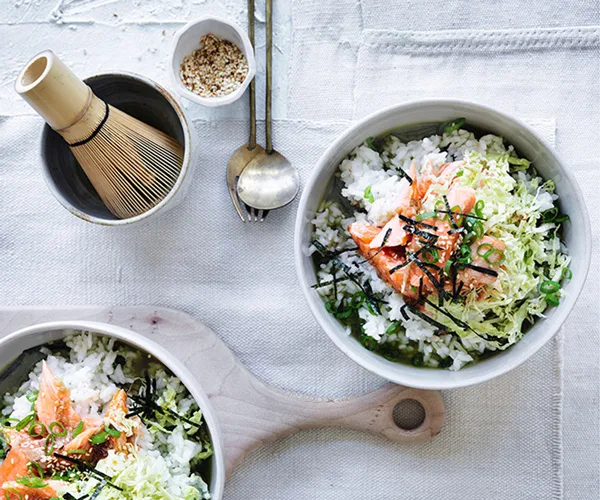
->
[392,399,426,430]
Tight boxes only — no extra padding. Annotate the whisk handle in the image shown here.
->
[15,50,92,131]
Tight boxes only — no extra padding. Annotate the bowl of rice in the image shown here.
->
[295,99,590,390]
[0,321,225,499]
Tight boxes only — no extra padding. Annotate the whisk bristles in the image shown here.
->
[62,96,184,219]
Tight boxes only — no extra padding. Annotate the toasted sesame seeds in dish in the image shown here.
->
[180,34,249,98]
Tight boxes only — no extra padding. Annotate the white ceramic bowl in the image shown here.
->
[0,321,226,499]
[170,17,256,107]
[295,99,591,390]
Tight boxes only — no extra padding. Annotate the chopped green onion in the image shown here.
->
[365,136,377,151]
[66,449,88,455]
[90,431,109,446]
[1,418,19,428]
[385,322,401,335]
[541,207,568,223]
[26,391,39,403]
[474,200,485,218]
[44,434,55,455]
[49,422,67,438]
[540,280,560,294]
[71,421,85,439]
[545,293,560,307]
[15,414,34,432]
[444,260,454,275]
[477,243,494,257]
[27,461,44,479]
[416,211,436,221]
[105,425,121,439]
[442,117,465,134]
[5,489,23,499]
[16,475,47,488]
[562,267,573,280]
[455,170,464,177]
[28,421,47,438]
[422,247,439,264]
[485,249,505,265]
[363,185,375,203]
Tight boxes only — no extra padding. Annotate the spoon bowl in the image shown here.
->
[236,149,299,210]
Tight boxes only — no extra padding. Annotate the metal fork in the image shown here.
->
[226,0,268,223]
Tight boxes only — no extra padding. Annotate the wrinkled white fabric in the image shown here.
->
[0,1,598,498]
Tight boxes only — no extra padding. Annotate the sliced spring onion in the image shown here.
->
[365,136,377,151]
[15,414,34,432]
[44,434,55,455]
[27,461,44,479]
[422,247,439,264]
[485,249,506,265]
[49,422,67,438]
[71,421,85,439]
[105,425,121,438]
[442,117,465,134]
[5,489,23,499]
[385,322,401,335]
[90,431,109,446]
[416,211,436,222]
[363,185,375,203]
[25,391,39,403]
[455,170,464,177]
[477,243,494,257]
[540,280,560,294]
[0,418,19,428]
[562,267,573,280]
[474,199,485,218]
[444,260,453,275]
[16,475,46,488]
[66,449,88,455]
[545,293,560,307]
[28,421,47,438]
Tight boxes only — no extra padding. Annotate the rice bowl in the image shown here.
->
[0,322,225,500]
[295,100,591,389]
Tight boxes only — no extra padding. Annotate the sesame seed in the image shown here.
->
[180,34,249,98]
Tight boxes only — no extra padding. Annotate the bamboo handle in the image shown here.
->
[15,50,91,131]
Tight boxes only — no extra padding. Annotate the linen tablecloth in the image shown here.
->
[0,1,598,498]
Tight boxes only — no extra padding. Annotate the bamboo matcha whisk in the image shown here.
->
[15,50,184,219]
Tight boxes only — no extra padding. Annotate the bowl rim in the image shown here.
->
[40,71,193,226]
[0,320,226,499]
[294,98,592,390]
[169,16,257,107]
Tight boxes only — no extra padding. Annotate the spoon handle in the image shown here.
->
[248,0,256,150]
[265,0,273,154]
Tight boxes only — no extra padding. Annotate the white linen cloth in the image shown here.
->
[0,1,598,498]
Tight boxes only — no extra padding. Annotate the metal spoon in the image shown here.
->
[227,0,266,221]
[236,0,299,211]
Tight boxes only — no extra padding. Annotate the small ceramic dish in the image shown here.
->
[295,99,591,390]
[170,16,256,107]
[41,72,196,226]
